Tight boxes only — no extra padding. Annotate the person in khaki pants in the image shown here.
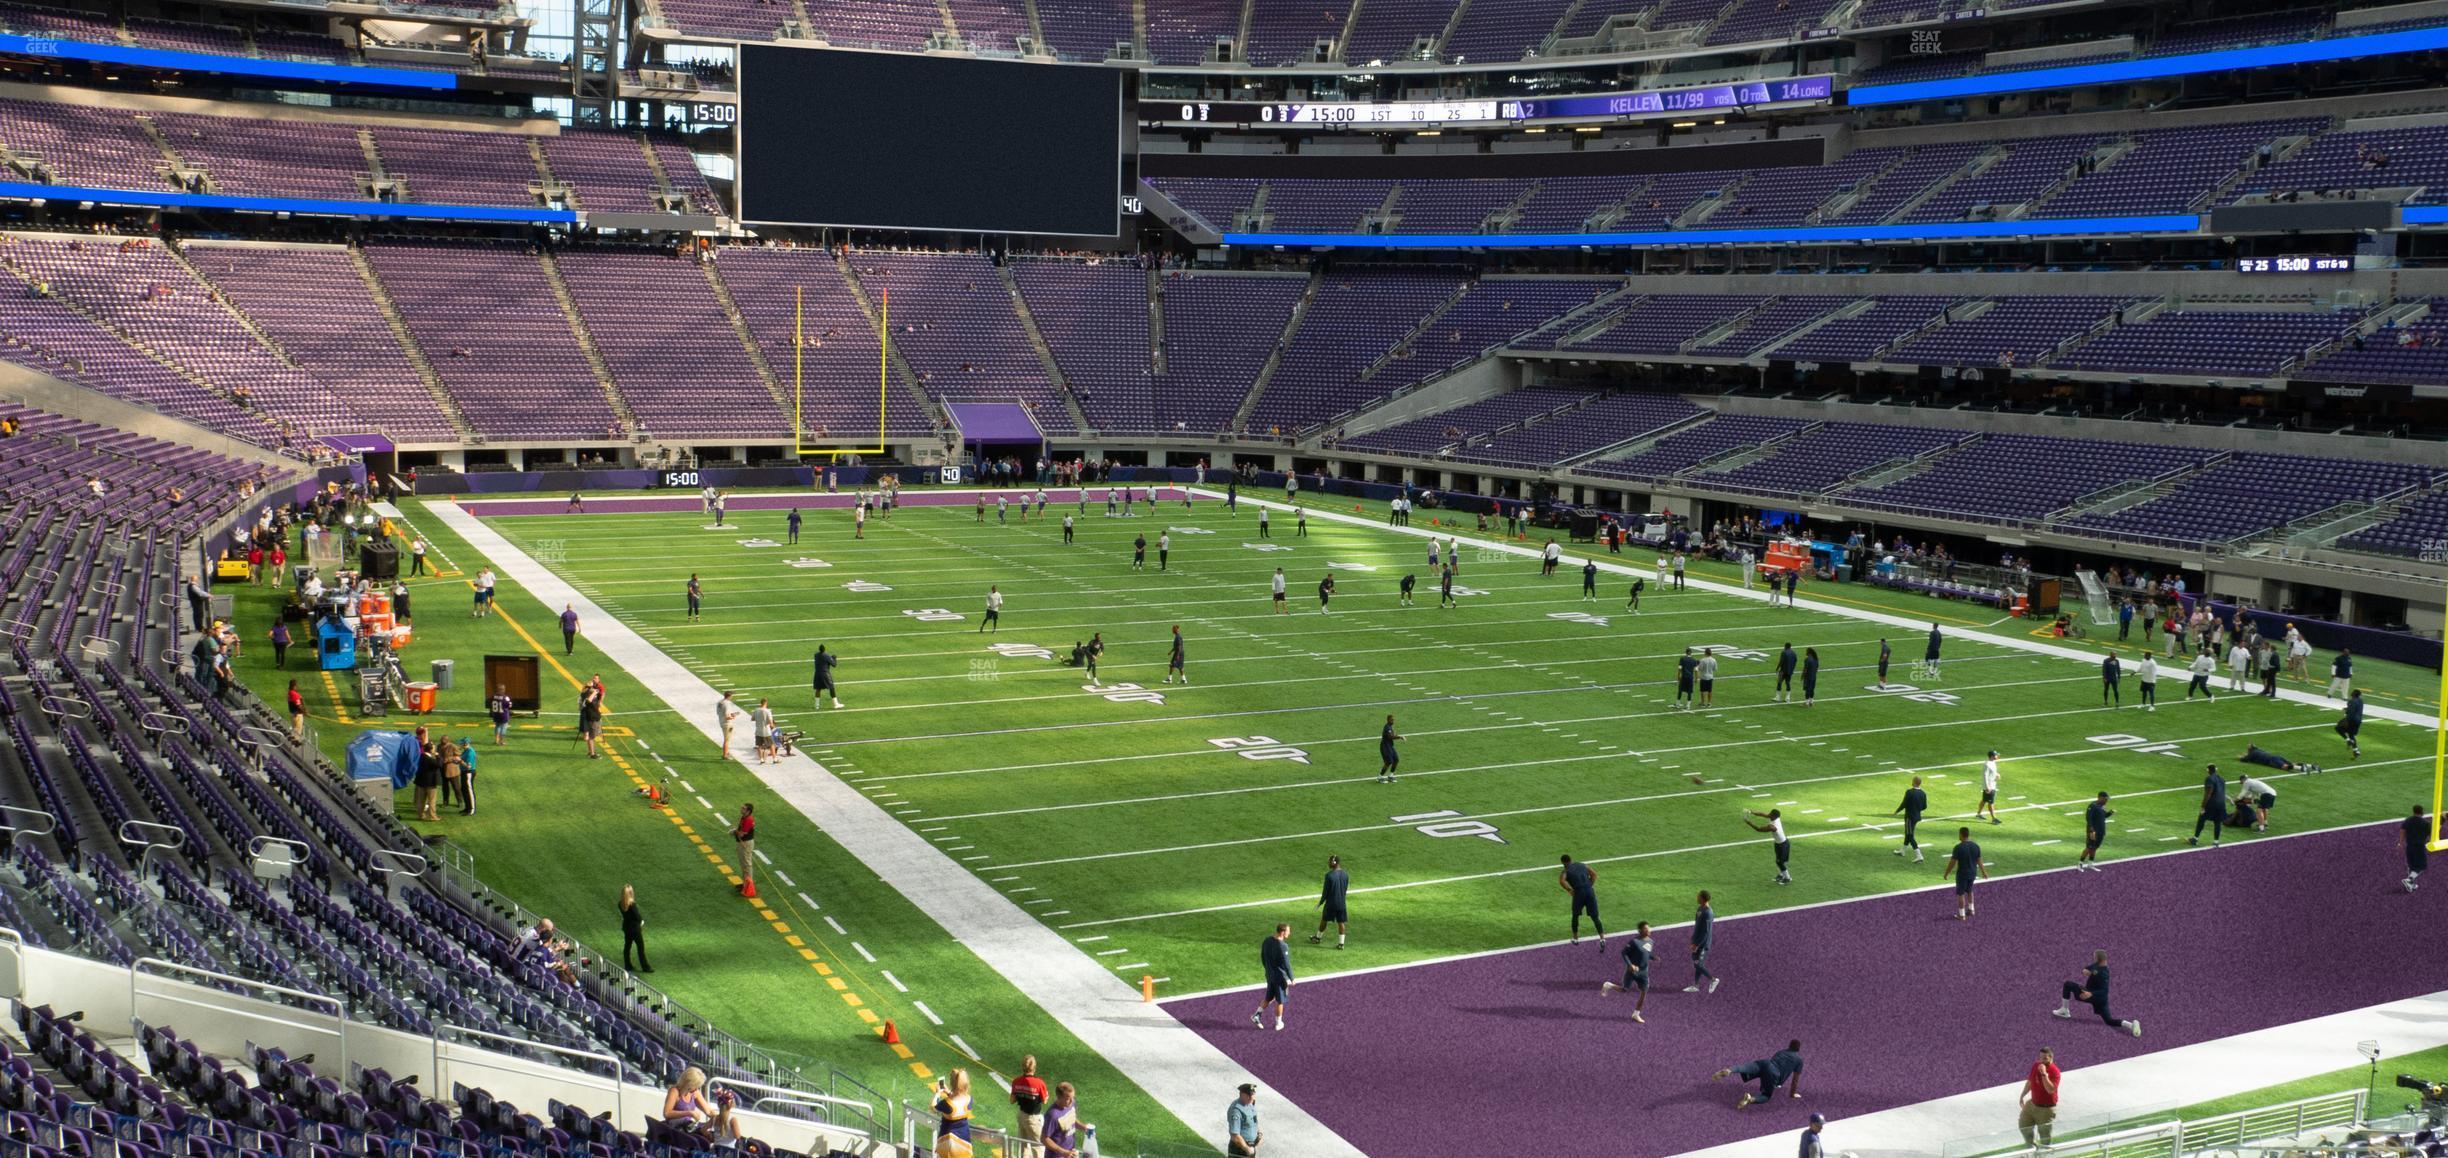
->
[2018,1046,2061,1148]
[1007,1055,1048,1156]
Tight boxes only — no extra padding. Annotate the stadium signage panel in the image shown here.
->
[0,31,457,89]
[1143,76,1832,127]
[2237,255,2352,274]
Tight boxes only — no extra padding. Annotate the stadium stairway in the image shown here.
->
[831,253,952,432]
[535,250,639,438]
[1145,267,1166,376]
[700,262,793,416]
[1231,265,1322,435]
[1357,278,1475,381]
[996,263,1094,433]
[343,247,480,442]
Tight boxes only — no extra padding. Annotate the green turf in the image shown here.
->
[230,488,2442,1149]
[2156,1041,2448,1123]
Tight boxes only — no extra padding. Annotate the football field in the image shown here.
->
[471,485,2435,1012]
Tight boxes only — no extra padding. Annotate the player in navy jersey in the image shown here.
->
[2076,791,2112,872]
[1599,921,1654,1023]
[1559,854,1605,948]
[1311,855,1350,948]
[1682,891,1720,994]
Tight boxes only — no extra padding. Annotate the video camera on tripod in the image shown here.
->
[2397,1074,2448,1125]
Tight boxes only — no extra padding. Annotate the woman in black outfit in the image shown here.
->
[412,725,440,821]
[620,884,651,973]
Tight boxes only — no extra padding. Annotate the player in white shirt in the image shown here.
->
[980,586,1003,634]
[1270,568,1288,614]
[2285,628,2311,680]
[1656,554,1671,585]
[1978,750,2003,825]
[1744,809,1793,884]
[2235,774,2277,832]
[2187,651,2216,700]
[2226,642,2251,691]
[2136,653,2159,711]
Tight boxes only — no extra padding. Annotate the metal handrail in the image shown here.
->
[708,1073,880,1139]
[0,806,57,841]
[34,694,88,720]
[437,1023,624,1125]
[131,957,348,1063]
[118,820,187,874]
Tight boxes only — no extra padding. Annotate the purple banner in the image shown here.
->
[949,403,1045,444]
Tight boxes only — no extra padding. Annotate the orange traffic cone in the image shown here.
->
[739,878,757,899]
[881,1020,901,1045]
[1140,975,1156,1002]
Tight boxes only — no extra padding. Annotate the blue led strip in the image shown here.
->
[0,32,458,90]
[0,181,575,224]
[1849,27,2448,106]
[2404,206,2448,225]
[1221,213,2201,249]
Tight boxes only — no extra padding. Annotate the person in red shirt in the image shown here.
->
[286,680,306,739]
[2018,1046,2061,1148]
[1008,1054,1049,1155]
[730,804,755,894]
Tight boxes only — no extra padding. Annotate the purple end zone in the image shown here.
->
[458,487,1185,517]
[1171,824,2445,1155]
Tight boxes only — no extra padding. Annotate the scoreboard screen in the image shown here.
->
[739,46,1128,236]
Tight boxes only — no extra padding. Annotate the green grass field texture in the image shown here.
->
[231,489,2441,1149]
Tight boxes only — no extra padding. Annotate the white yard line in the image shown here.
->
[427,499,1364,1157]
[1676,989,2448,1158]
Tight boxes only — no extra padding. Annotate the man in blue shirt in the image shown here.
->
[1225,1085,1260,1156]
[1559,854,1605,948]
[2054,949,2140,1037]
[1714,1039,1805,1108]
[1877,638,1892,689]
[1681,890,1720,994]
[786,507,802,545]
[2328,648,2354,700]
[685,574,702,623]
[1310,855,1349,949]
[1165,626,1187,686]
[2189,764,2226,847]
[2117,599,2134,640]
[1774,644,1797,704]
[1599,920,1654,1023]
[1942,826,1987,921]
[2077,791,2113,872]
[1581,559,1599,602]
[1252,925,1291,1032]
[1801,648,1820,707]
[559,604,580,655]
[1893,776,1928,863]
[1799,1113,1827,1158]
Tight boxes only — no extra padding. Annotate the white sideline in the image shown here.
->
[1677,989,2448,1158]
[424,500,1367,1158]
